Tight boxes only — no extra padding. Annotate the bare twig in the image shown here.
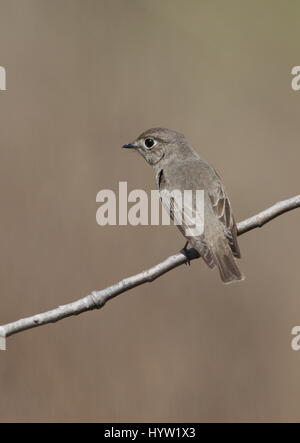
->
[0,194,299,348]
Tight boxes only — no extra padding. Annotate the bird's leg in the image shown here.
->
[180,241,191,266]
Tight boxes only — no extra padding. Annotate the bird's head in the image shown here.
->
[122,127,190,167]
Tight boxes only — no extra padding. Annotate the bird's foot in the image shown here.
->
[180,242,191,266]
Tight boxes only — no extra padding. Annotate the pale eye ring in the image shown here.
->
[144,138,155,149]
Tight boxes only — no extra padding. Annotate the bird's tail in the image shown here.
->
[212,237,244,284]
[201,236,244,284]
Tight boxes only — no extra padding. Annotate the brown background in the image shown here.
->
[0,0,299,422]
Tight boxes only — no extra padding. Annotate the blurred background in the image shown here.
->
[0,0,299,422]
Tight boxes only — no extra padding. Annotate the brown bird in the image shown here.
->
[123,128,244,284]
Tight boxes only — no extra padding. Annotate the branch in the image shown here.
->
[0,194,299,349]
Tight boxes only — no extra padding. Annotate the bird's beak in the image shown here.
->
[122,142,137,150]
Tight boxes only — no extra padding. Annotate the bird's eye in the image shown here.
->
[144,138,155,149]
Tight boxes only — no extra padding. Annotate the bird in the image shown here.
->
[123,128,244,284]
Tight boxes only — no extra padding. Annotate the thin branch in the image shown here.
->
[237,195,300,235]
[0,194,299,348]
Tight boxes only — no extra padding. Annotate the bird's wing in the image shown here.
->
[159,187,204,238]
[209,169,241,258]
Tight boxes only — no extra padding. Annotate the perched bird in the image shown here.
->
[123,128,244,284]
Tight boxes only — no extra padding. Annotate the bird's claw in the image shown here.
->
[180,242,191,266]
